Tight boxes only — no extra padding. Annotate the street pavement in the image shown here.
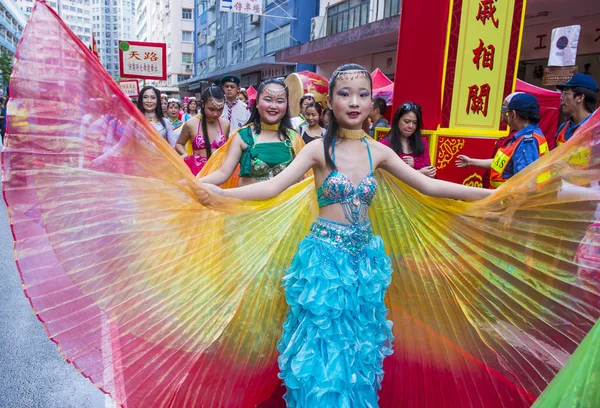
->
[0,199,111,408]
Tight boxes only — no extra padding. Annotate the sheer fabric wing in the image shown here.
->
[371,113,600,407]
[2,3,318,407]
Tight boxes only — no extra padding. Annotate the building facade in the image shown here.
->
[182,0,318,95]
[17,0,93,46]
[276,0,400,80]
[135,0,195,93]
[0,0,26,56]
[91,0,135,77]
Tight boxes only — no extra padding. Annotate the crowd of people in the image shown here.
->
[138,71,598,190]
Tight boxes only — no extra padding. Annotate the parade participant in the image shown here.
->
[298,101,326,144]
[290,92,314,129]
[196,63,491,406]
[456,93,548,188]
[238,88,249,103]
[381,102,436,177]
[166,98,184,138]
[6,6,600,408]
[368,96,390,137]
[220,74,249,131]
[176,86,230,176]
[457,92,522,188]
[321,106,331,128]
[137,85,177,147]
[555,73,599,147]
[198,78,303,186]
[160,93,168,116]
[183,97,199,122]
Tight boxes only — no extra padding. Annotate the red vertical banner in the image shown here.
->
[392,0,451,131]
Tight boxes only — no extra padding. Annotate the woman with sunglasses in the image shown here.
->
[381,102,436,178]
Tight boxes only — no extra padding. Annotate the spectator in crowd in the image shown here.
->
[381,101,436,178]
[456,93,548,188]
[220,74,250,132]
[368,97,390,137]
[555,73,598,147]
[298,101,326,144]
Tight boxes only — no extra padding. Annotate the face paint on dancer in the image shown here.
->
[327,71,371,130]
[257,84,288,126]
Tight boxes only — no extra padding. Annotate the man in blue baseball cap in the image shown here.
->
[555,73,598,147]
[457,93,548,189]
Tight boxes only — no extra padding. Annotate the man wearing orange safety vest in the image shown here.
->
[555,73,598,147]
[456,93,548,189]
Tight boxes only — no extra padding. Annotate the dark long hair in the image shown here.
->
[323,63,373,170]
[387,101,425,156]
[199,85,225,158]
[246,78,294,147]
[304,101,323,128]
[137,86,167,133]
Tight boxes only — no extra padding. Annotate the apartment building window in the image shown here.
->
[182,53,193,64]
[244,37,260,61]
[207,56,215,71]
[182,8,192,19]
[265,24,290,54]
[182,31,193,42]
[383,0,400,18]
[197,29,206,45]
[326,0,369,36]
[177,74,191,82]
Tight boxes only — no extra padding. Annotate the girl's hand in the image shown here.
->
[455,155,471,168]
[402,156,415,168]
[181,152,189,159]
[419,166,436,178]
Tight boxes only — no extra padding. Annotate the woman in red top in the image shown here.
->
[380,101,436,177]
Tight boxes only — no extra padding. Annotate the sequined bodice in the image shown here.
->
[317,171,377,207]
[192,119,226,151]
[317,137,377,224]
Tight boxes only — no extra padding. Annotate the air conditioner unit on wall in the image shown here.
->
[184,64,193,72]
[310,16,325,41]
[250,14,260,25]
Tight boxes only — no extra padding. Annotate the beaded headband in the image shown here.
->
[264,85,287,99]
[167,98,180,104]
[303,92,314,98]
[208,87,224,109]
[331,69,370,82]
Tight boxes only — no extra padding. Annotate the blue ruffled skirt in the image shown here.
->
[277,217,394,407]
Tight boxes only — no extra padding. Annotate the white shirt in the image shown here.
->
[221,99,250,132]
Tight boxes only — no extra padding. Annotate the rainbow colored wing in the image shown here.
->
[371,114,600,407]
[3,3,318,406]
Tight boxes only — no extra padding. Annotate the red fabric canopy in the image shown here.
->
[371,68,393,90]
[515,79,561,149]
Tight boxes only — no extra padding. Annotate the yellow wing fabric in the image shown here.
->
[372,113,600,407]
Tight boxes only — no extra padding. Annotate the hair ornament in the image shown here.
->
[331,69,370,82]
[264,85,287,99]
[208,87,225,109]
